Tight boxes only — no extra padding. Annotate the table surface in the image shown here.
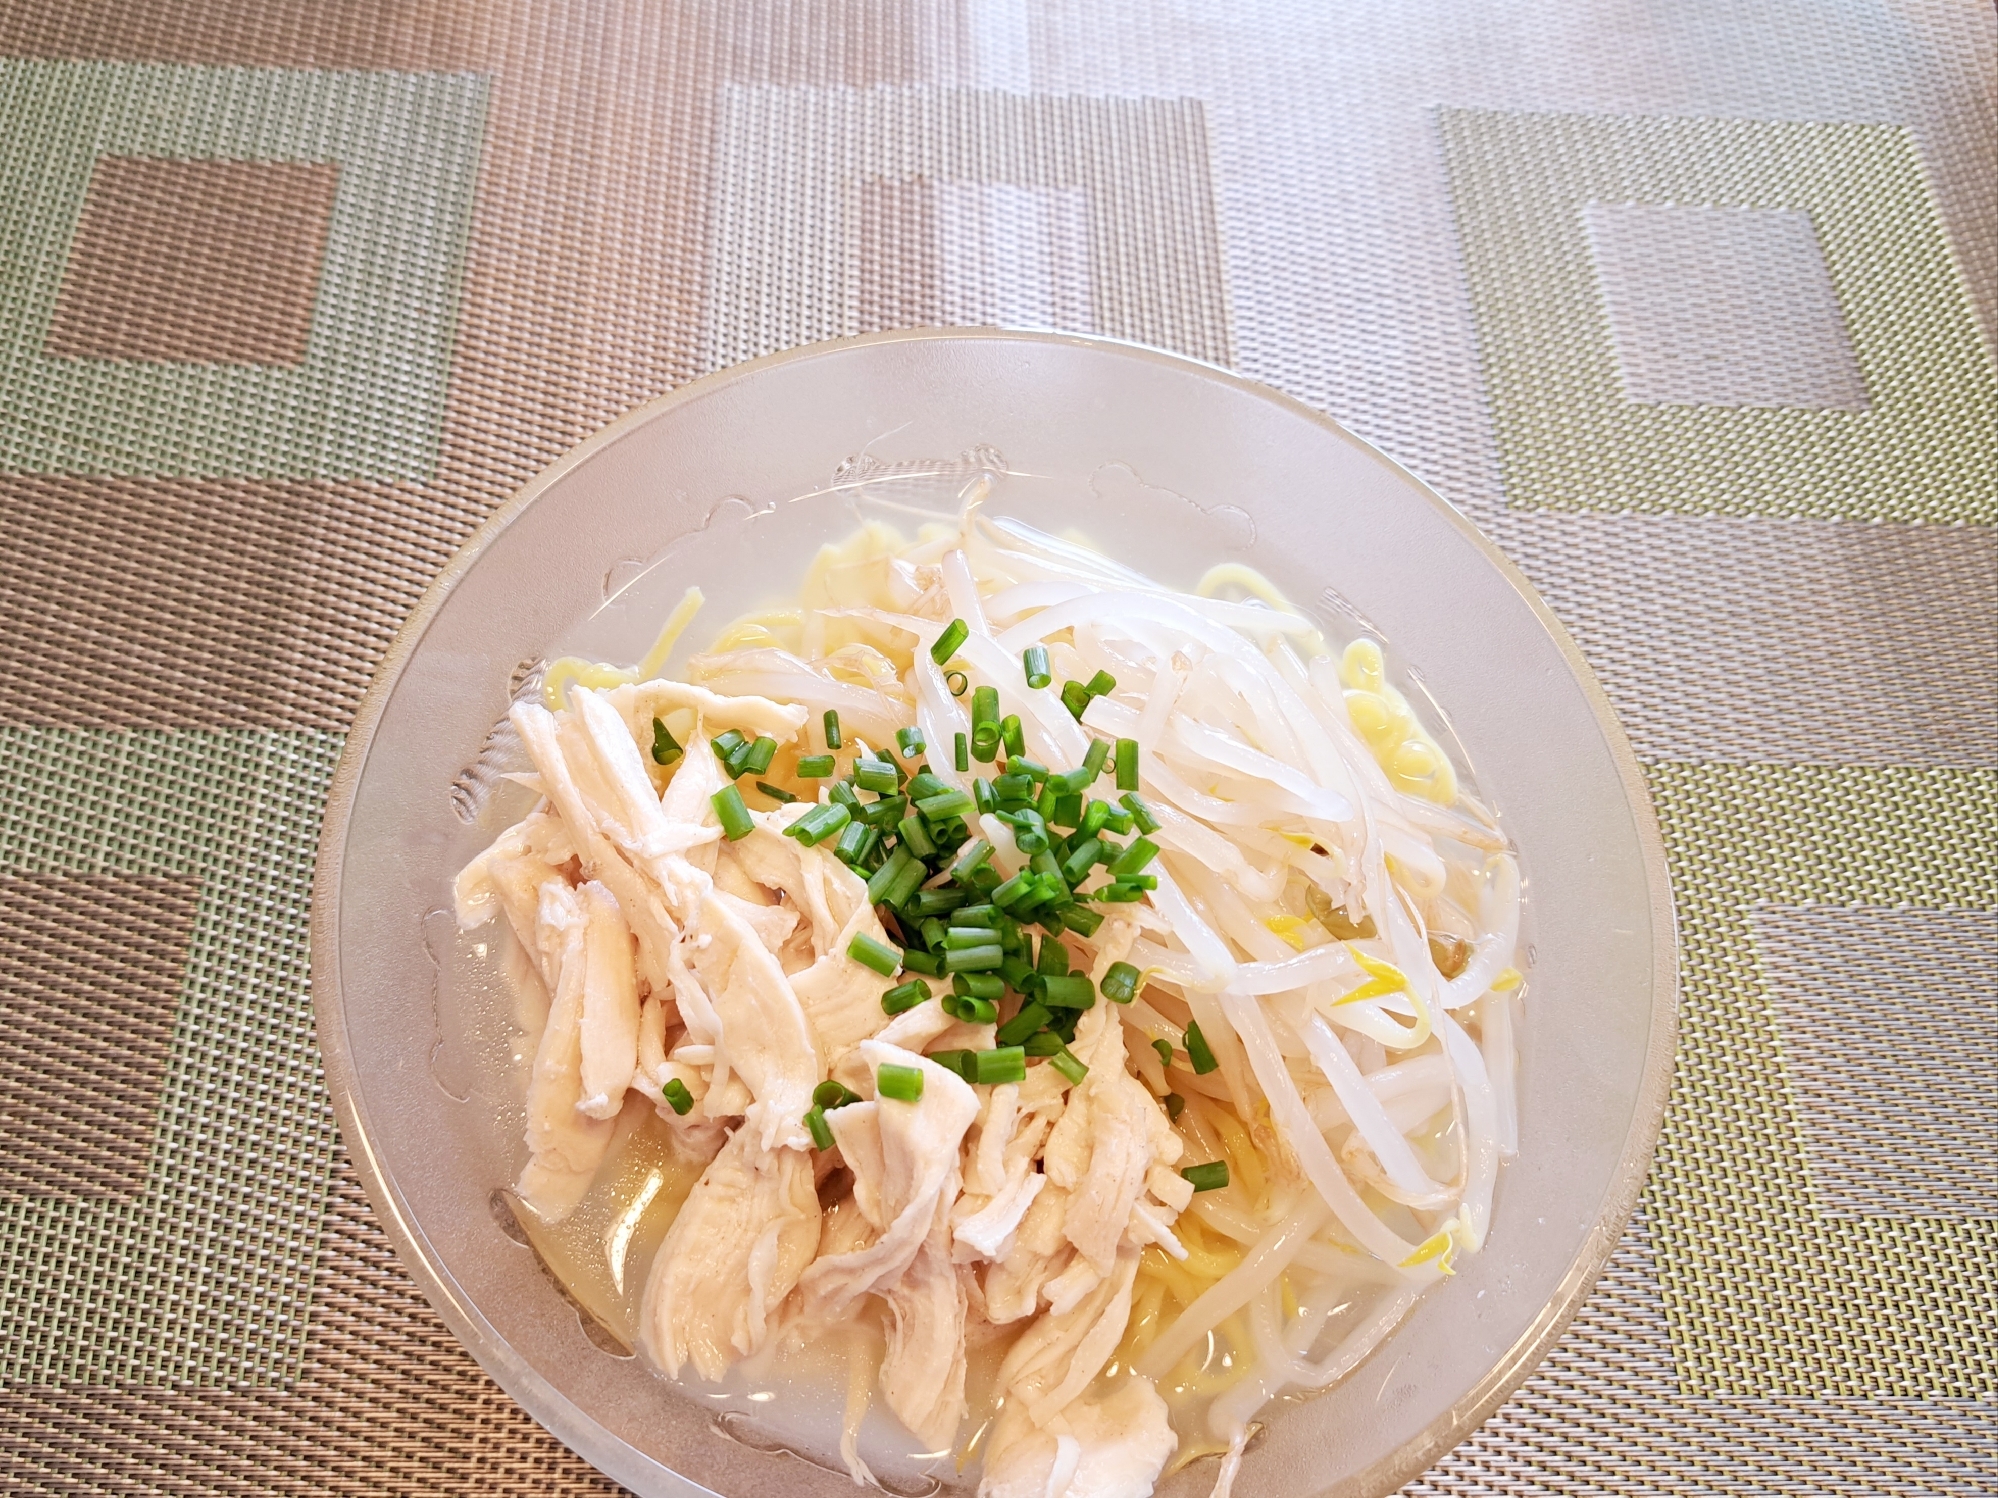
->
[0,2,1991,1494]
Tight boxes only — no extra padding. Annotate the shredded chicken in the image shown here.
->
[637,1126,819,1382]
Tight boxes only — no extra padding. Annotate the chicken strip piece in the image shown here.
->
[876,1195,970,1452]
[996,1246,1142,1427]
[637,1128,820,1383]
[511,702,681,996]
[687,892,822,1151]
[517,882,617,1222]
[797,1042,980,1325]
[978,1376,1176,1498]
[575,880,642,1119]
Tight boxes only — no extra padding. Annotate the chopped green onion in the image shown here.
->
[876,1063,925,1103]
[834,819,873,866]
[996,1000,1052,1046]
[946,670,969,697]
[1114,738,1139,791]
[881,979,931,1015]
[1085,670,1116,698]
[796,754,836,777]
[901,949,943,977]
[929,1050,976,1082]
[1035,936,1069,977]
[1101,806,1135,836]
[973,1046,1027,1085]
[951,839,994,884]
[1023,1029,1066,1056]
[1000,715,1025,757]
[951,903,1002,928]
[955,732,969,772]
[755,781,797,804]
[953,971,1005,1000]
[896,726,926,759]
[814,1080,861,1110]
[1112,837,1159,878]
[990,871,1036,910]
[973,777,996,813]
[787,800,851,846]
[711,785,753,841]
[740,736,777,776]
[1049,766,1092,797]
[1060,680,1092,720]
[803,1110,835,1158]
[1058,904,1104,937]
[711,729,746,764]
[806,1107,834,1150]
[823,711,842,750]
[1164,1092,1186,1122]
[1152,1037,1175,1070]
[1101,961,1142,1004]
[971,686,1001,761]
[1078,798,1112,839]
[651,718,683,765]
[848,932,903,976]
[853,758,900,794]
[661,1078,695,1115]
[943,991,998,1024]
[1120,792,1160,834]
[1049,1048,1089,1086]
[993,772,1035,803]
[1040,974,1095,1010]
[1184,1019,1220,1075]
[932,618,969,664]
[1182,1161,1229,1193]
[864,845,912,905]
[856,793,906,828]
[1060,838,1102,887]
[920,916,948,950]
[944,943,1006,972]
[944,925,1001,949]
[907,770,952,801]
[914,888,969,916]
[916,789,975,820]
[883,855,927,909]
[1023,645,1052,689]
[829,779,861,811]
[1082,739,1110,780]
[897,814,937,858]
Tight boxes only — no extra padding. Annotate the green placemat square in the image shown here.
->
[0,61,486,480]
[1441,109,1997,522]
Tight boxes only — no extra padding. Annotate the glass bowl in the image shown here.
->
[312,328,1677,1498]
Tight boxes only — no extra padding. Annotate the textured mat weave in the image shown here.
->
[0,0,1992,1493]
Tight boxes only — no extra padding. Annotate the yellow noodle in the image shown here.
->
[635,586,706,681]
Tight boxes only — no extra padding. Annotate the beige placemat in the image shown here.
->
[0,1,1991,1492]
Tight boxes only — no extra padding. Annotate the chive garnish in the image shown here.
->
[1184,1020,1220,1075]
[711,785,753,841]
[847,932,903,976]
[1182,1161,1229,1193]
[876,1063,926,1103]
[650,717,683,765]
[932,618,969,664]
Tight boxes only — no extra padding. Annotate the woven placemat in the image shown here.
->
[0,0,1991,1492]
